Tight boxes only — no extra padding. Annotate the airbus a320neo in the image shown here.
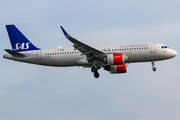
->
[3,25,177,78]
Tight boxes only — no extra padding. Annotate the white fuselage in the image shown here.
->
[4,43,177,67]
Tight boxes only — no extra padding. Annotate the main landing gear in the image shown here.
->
[151,61,156,71]
[91,66,100,78]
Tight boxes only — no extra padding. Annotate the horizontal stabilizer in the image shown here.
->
[4,49,26,57]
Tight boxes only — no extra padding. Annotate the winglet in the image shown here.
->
[60,26,69,36]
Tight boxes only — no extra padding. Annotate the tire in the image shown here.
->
[152,67,156,71]
[94,72,100,78]
[91,66,97,73]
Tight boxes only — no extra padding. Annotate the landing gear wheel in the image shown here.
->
[91,66,101,78]
[94,72,100,78]
[91,66,97,73]
[152,67,156,71]
[151,61,156,72]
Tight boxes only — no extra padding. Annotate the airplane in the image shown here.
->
[3,25,177,78]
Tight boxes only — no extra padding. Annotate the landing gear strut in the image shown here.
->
[151,61,156,71]
[91,66,100,78]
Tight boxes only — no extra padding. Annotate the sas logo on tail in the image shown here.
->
[14,42,30,50]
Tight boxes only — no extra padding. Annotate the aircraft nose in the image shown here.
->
[171,50,177,57]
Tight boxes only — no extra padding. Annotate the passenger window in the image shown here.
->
[52,53,54,55]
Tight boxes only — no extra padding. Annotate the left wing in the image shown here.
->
[60,26,106,61]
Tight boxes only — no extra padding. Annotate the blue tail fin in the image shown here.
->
[6,25,40,52]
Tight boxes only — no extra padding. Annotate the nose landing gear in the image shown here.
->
[152,61,156,71]
[91,66,100,78]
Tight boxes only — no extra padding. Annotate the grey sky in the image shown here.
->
[0,0,180,120]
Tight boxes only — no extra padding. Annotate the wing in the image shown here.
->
[60,26,106,61]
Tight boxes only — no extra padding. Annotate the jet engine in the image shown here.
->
[110,63,127,73]
[103,53,128,65]
[103,63,127,74]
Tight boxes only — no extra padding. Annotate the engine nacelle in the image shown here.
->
[104,53,128,65]
[110,63,127,74]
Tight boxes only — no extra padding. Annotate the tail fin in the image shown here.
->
[6,25,40,52]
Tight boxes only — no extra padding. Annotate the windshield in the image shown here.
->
[161,46,170,49]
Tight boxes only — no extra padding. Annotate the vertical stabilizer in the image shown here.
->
[6,25,40,52]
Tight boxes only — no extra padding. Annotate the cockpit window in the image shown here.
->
[161,46,170,49]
